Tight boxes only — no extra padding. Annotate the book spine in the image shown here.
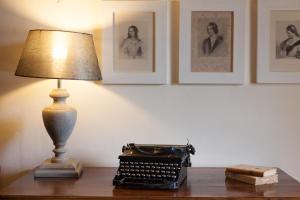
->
[225,168,264,177]
[225,172,256,184]
[225,172,278,185]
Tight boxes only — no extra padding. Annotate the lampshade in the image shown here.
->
[15,29,102,80]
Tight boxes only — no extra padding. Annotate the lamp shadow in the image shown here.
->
[0,3,55,96]
[0,119,24,189]
[0,4,52,188]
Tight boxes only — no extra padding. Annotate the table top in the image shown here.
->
[1,167,300,199]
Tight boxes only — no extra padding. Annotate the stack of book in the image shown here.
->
[225,164,278,185]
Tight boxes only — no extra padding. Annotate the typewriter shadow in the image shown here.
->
[112,179,190,198]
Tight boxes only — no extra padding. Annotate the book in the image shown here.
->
[225,171,278,185]
[225,164,277,177]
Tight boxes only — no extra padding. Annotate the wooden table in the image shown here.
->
[1,167,300,199]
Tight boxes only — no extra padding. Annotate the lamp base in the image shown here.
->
[34,158,83,178]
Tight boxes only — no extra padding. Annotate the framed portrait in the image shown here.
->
[179,0,247,84]
[101,0,169,84]
[257,0,300,83]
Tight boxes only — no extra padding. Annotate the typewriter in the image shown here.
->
[113,143,195,190]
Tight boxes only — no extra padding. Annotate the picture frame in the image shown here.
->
[101,0,169,84]
[179,0,247,84]
[257,0,300,83]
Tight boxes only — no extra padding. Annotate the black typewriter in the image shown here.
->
[113,143,195,190]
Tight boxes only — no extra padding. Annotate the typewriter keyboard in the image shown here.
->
[117,161,182,181]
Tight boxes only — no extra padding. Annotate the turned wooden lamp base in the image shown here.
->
[34,158,83,178]
[34,80,82,178]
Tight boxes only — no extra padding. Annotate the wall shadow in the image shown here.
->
[0,4,52,187]
[171,0,180,84]
[0,119,24,189]
[0,44,24,73]
[250,0,258,83]
[0,4,54,96]
[0,170,29,190]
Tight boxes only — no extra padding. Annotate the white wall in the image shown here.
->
[1,0,300,188]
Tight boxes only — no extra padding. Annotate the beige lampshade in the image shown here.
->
[15,29,102,80]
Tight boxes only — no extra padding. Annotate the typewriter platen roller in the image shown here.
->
[113,143,195,190]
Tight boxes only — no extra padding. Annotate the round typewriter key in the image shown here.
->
[154,162,159,165]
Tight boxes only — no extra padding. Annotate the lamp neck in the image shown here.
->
[57,79,62,89]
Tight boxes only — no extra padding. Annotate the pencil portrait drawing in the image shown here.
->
[276,24,300,59]
[202,22,224,56]
[113,12,155,73]
[120,25,144,59]
[191,11,233,73]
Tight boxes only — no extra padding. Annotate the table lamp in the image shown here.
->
[15,30,102,178]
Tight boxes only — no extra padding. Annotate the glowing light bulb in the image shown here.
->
[52,45,67,60]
